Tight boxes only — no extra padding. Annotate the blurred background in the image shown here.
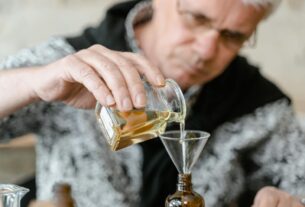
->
[0,0,304,204]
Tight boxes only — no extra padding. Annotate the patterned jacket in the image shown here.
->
[1,1,304,207]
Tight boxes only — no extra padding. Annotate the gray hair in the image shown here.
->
[241,0,282,17]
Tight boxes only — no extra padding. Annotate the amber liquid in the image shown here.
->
[165,174,205,207]
[165,185,205,207]
[109,109,184,151]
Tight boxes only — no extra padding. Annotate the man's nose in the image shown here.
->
[193,30,219,61]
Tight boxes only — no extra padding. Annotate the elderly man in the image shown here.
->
[0,0,304,206]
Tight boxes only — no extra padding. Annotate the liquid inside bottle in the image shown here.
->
[96,107,184,151]
[165,174,205,207]
[52,183,75,207]
[95,79,186,151]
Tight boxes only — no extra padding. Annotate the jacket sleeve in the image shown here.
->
[249,100,305,196]
[0,37,75,142]
[190,98,304,206]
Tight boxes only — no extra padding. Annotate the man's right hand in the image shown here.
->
[0,44,165,118]
[30,44,165,111]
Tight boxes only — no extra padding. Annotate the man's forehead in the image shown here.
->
[180,0,254,15]
[179,0,266,32]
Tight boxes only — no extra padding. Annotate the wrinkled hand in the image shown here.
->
[252,187,304,207]
[31,44,164,110]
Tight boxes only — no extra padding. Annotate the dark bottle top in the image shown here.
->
[52,183,76,207]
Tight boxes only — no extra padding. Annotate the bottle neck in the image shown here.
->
[53,183,75,207]
[177,173,193,192]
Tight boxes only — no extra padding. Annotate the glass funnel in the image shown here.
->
[160,130,210,207]
[0,184,29,207]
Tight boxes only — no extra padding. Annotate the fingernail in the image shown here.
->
[156,74,165,86]
[136,93,146,107]
[106,95,115,106]
[122,98,132,111]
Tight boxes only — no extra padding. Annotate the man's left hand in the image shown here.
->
[252,186,304,207]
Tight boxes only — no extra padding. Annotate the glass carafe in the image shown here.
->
[95,79,186,151]
[0,184,29,207]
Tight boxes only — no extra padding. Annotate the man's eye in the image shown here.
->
[182,12,208,27]
[221,31,245,44]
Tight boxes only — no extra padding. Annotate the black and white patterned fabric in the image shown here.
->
[1,1,305,206]
[1,35,305,207]
[0,37,142,207]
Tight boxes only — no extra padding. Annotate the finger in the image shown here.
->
[257,196,278,207]
[111,58,146,109]
[120,52,165,86]
[91,44,165,86]
[254,187,279,207]
[278,198,292,207]
[89,45,147,108]
[252,196,262,207]
[278,192,293,207]
[292,197,304,207]
[76,48,133,111]
[253,188,264,207]
[252,199,259,207]
[62,54,115,107]
[92,48,147,108]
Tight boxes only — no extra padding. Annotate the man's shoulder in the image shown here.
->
[105,0,142,15]
[231,56,290,105]
[190,56,291,131]
[66,0,140,51]
[225,56,291,122]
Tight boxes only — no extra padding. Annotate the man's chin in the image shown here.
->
[163,69,203,89]
[176,79,195,91]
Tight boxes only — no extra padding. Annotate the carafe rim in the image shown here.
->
[164,79,186,119]
[0,184,29,195]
